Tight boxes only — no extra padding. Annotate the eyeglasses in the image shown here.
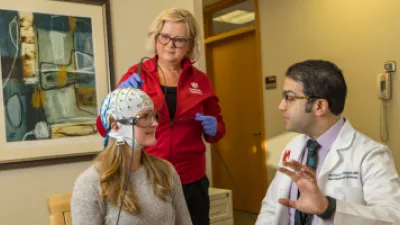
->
[282,93,323,106]
[117,110,160,127]
[157,34,191,48]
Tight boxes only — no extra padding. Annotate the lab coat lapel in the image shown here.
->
[318,120,355,183]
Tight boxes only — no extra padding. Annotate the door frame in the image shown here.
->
[203,0,268,194]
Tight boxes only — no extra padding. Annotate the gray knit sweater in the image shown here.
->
[71,164,192,225]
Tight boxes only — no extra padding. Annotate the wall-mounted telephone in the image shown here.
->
[378,61,395,142]
[377,72,391,100]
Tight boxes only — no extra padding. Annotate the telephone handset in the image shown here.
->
[377,72,391,100]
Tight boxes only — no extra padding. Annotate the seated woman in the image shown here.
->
[71,88,192,225]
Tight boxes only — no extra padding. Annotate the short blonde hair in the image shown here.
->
[146,8,201,61]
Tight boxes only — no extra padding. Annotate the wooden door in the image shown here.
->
[206,28,267,213]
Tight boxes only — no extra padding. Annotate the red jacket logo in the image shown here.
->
[189,82,202,95]
[191,82,199,89]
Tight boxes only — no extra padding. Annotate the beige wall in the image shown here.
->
[258,0,400,183]
[0,160,93,225]
[0,1,205,225]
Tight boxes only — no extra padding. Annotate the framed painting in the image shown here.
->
[0,0,115,164]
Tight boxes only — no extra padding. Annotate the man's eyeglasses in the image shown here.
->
[157,34,191,48]
[117,110,160,127]
[282,93,323,105]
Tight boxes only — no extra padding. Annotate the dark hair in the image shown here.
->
[286,60,347,115]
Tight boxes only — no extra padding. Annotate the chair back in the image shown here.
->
[46,193,72,225]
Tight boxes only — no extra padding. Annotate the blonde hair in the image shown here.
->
[146,8,201,61]
[95,138,174,214]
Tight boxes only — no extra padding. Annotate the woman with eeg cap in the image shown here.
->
[71,88,192,225]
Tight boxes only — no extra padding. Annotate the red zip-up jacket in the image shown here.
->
[96,56,225,184]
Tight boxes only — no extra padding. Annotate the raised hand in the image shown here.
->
[278,160,328,215]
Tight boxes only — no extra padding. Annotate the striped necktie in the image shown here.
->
[294,139,321,225]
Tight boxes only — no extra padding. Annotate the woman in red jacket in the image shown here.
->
[96,8,225,225]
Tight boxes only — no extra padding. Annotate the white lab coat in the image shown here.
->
[256,120,400,225]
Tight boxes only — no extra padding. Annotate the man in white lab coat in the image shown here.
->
[256,60,400,225]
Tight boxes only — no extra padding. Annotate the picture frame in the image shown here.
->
[0,0,115,164]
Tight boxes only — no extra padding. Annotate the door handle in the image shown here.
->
[252,132,261,136]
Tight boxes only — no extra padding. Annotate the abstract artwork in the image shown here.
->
[0,0,112,164]
[0,9,98,143]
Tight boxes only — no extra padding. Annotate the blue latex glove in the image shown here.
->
[195,113,217,137]
[118,73,144,88]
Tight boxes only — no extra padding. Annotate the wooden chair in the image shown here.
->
[46,193,72,225]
